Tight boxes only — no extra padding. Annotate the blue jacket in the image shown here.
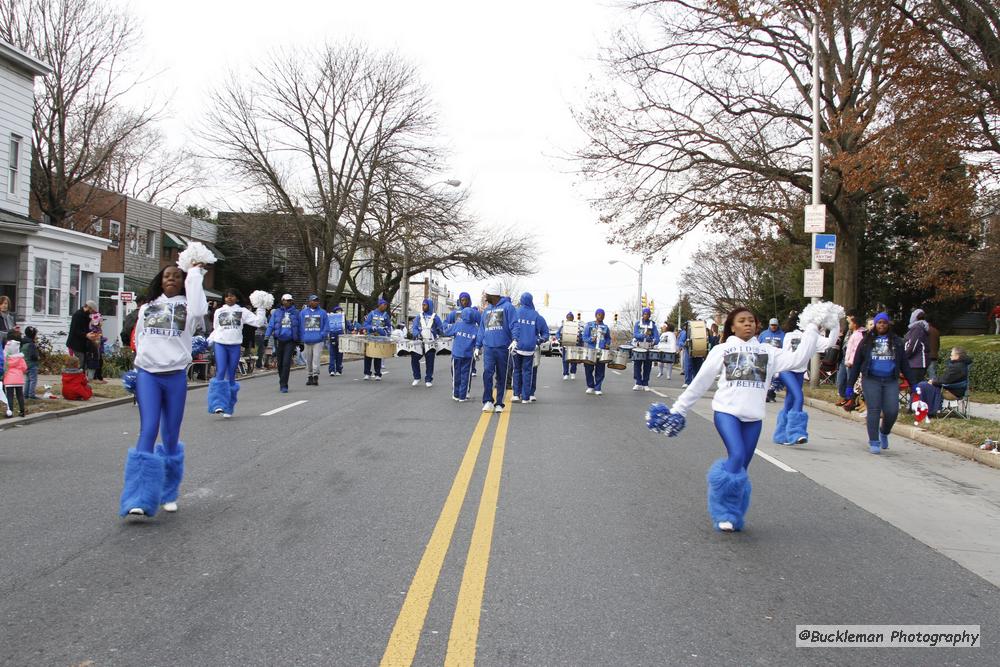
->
[298,306,329,344]
[265,306,300,342]
[633,318,660,345]
[511,292,547,352]
[445,307,479,358]
[328,310,346,335]
[446,292,472,325]
[758,328,784,348]
[411,299,445,340]
[363,309,392,336]
[849,331,917,388]
[583,321,612,350]
[478,299,516,348]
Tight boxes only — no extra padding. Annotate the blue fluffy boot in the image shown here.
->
[786,410,809,445]
[207,378,229,415]
[154,442,185,504]
[707,459,750,531]
[772,409,789,445]
[226,381,240,415]
[119,448,165,517]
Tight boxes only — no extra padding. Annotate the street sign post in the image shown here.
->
[803,269,824,298]
[804,204,826,233]
[119,291,135,303]
[813,234,836,263]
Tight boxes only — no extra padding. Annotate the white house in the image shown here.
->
[0,39,109,349]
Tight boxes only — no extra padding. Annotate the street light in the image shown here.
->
[400,179,462,325]
[608,258,643,321]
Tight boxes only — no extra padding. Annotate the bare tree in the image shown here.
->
[95,122,205,210]
[0,0,157,231]
[574,0,980,312]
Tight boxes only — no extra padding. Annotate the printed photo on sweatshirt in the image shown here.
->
[218,310,243,328]
[723,350,768,384]
[486,309,505,329]
[304,315,323,331]
[280,312,293,328]
[144,303,187,336]
[873,337,892,358]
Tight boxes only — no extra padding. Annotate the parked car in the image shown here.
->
[540,327,562,356]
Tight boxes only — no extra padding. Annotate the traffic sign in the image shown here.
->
[813,234,836,263]
[804,204,826,233]
[119,291,135,303]
[804,269,824,298]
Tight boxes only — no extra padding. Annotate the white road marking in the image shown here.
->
[261,400,308,416]
[754,450,798,472]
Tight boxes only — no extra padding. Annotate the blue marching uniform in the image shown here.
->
[327,307,346,375]
[511,293,548,402]
[558,313,579,377]
[444,307,479,400]
[583,312,612,393]
[477,297,517,408]
[363,303,392,378]
[265,304,301,392]
[410,298,445,384]
[632,309,660,388]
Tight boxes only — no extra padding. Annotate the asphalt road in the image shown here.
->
[1,356,997,666]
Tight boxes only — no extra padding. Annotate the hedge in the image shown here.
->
[938,350,1000,394]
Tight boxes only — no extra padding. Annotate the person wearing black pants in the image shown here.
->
[264,294,301,393]
[848,312,917,455]
[276,339,297,389]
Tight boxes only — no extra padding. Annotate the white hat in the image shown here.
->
[281,293,293,301]
[485,282,502,296]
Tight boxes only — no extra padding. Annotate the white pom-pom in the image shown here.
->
[249,290,274,310]
[177,241,217,271]
[798,301,845,331]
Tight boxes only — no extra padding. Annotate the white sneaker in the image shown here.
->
[374,376,382,381]
[494,404,504,413]
[363,375,371,381]
[563,375,569,380]
[595,390,603,396]
[511,396,521,403]
[127,508,146,517]
[529,396,537,402]
[162,502,178,513]
[452,396,459,401]
[585,388,594,394]
[643,386,650,392]
[718,521,735,532]
[657,371,663,378]
[681,383,689,388]
[482,401,494,412]
[412,379,421,386]
[458,398,468,402]
[633,384,641,391]
[5,409,12,417]
[570,373,576,380]
[214,408,223,414]
[222,413,232,419]
[425,382,432,388]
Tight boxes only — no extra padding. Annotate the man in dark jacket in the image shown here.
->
[916,347,972,416]
[66,300,98,367]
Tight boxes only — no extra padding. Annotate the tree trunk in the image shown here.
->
[833,209,861,314]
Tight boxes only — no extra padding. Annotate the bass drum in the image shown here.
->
[688,321,708,358]
[560,320,580,347]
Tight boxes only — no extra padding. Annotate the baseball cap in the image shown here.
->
[85,300,98,310]
[281,293,293,301]
[769,318,779,325]
[485,282,502,296]
[307,294,319,301]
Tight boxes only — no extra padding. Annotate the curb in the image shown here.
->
[0,367,286,432]
[804,396,1000,470]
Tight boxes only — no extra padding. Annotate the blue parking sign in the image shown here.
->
[813,234,836,263]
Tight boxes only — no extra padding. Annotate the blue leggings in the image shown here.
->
[780,371,805,412]
[215,343,241,384]
[135,369,187,455]
[714,411,763,474]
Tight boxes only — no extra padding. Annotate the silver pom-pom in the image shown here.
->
[249,290,274,310]
[798,301,845,331]
[177,241,217,271]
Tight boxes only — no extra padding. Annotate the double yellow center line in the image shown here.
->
[381,390,513,667]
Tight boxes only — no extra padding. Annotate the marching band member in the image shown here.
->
[444,307,479,401]
[476,283,516,413]
[632,307,660,391]
[119,263,208,517]
[264,294,300,394]
[299,294,330,387]
[654,306,837,532]
[447,292,476,377]
[207,288,266,417]
[410,298,444,387]
[558,312,579,380]
[583,309,612,395]
[362,299,392,380]
[511,292,548,403]
[657,322,677,379]
[327,305,345,377]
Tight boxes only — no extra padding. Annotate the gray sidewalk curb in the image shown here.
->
[0,367,288,432]
[804,396,1000,470]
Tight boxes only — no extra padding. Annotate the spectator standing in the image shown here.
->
[0,295,16,343]
[836,314,864,405]
[992,304,1000,335]
[3,339,27,417]
[66,300,99,369]
[20,326,39,400]
[904,308,931,382]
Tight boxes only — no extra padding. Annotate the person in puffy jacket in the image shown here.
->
[915,347,972,417]
[444,307,479,400]
[510,292,548,403]
[904,308,930,381]
[298,294,330,387]
[362,299,392,380]
[20,326,40,400]
[476,283,517,413]
[3,339,27,417]
[632,307,660,391]
[265,294,301,393]
[410,298,444,387]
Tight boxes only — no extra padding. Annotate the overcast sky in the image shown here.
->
[118,0,705,323]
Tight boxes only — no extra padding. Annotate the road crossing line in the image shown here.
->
[445,391,513,665]
[380,408,495,667]
[260,400,308,416]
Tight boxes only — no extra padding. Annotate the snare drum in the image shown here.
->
[598,348,614,364]
[689,321,708,358]
[648,350,667,363]
[581,347,598,365]
[396,339,422,357]
[608,348,630,370]
[631,348,650,362]
[435,337,454,355]
[566,346,588,364]
[340,334,366,356]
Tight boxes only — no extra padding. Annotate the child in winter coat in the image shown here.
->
[4,339,27,417]
[21,326,39,399]
[444,307,480,401]
[61,355,93,401]
[0,347,9,416]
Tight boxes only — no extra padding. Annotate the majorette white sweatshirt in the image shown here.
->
[209,304,266,346]
[671,325,839,422]
[134,267,209,373]
[782,328,836,373]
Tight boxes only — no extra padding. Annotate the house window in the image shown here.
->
[8,135,21,196]
[33,257,61,316]
[109,220,120,248]
[145,230,157,258]
[127,224,139,254]
[272,247,288,273]
[69,264,80,313]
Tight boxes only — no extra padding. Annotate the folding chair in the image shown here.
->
[898,376,912,408]
[939,380,971,420]
[817,345,841,386]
